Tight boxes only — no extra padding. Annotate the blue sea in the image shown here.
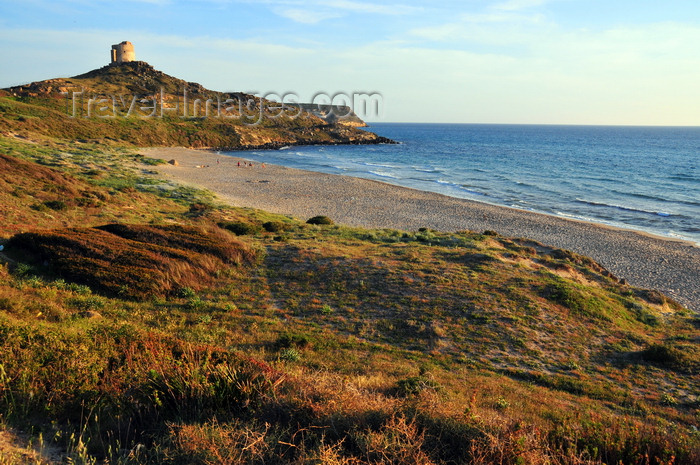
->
[224,123,700,245]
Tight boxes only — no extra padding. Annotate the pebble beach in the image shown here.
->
[141,147,700,312]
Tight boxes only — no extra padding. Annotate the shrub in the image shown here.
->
[67,283,92,295]
[187,297,206,311]
[262,221,288,233]
[661,393,678,406]
[548,248,578,261]
[275,332,311,349]
[178,287,197,299]
[141,157,167,166]
[279,348,300,362]
[66,296,105,312]
[23,275,44,288]
[640,343,697,371]
[495,396,510,410]
[188,202,213,216]
[416,231,435,243]
[83,169,103,177]
[30,203,49,212]
[394,374,440,397]
[306,216,334,225]
[13,262,33,278]
[562,360,580,371]
[218,221,261,235]
[43,200,68,210]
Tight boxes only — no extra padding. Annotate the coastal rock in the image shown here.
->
[168,159,179,166]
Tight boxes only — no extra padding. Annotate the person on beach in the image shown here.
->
[237,161,240,167]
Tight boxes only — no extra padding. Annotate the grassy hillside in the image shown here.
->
[0,62,390,149]
[0,136,698,464]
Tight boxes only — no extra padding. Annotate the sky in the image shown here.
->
[1,0,700,125]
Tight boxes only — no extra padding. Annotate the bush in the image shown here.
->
[661,393,678,406]
[178,287,197,298]
[279,348,300,362]
[141,157,167,166]
[394,374,440,397]
[189,202,213,216]
[44,200,68,210]
[275,332,311,349]
[640,343,697,371]
[13,262,34,278]
[66,296,105,311]
[306,216,334,225]
[262,221,288,233]
[218,221,261,235]
[495,396,510,410]
[187,297,206,311]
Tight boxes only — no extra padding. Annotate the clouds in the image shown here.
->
[274,8,342,24]
[322,0,422,15]
[256,0,423,24]
[493,0,551,12]
[1,1,700,125]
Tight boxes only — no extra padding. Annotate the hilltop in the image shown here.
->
[0,132,697,464]
[1,61,390,149]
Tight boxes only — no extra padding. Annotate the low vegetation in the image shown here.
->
[306,215,334,225]
[7,223,256,300]
[0,136,698,464]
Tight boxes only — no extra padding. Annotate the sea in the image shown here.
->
[223,123,700,245]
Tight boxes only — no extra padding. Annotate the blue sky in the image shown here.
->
[1,0,700,125]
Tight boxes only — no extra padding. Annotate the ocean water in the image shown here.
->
[223,123,700,244]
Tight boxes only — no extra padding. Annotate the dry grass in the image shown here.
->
[7,223,256,300]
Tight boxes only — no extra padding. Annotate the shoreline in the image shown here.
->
[227,148,699,249]
[141,147,700,312]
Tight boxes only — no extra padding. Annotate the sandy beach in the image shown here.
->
[141,147,700,312]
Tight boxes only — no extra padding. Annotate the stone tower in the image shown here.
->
[110,41,135,64]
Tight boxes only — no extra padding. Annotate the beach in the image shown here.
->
[141,147,700,312]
